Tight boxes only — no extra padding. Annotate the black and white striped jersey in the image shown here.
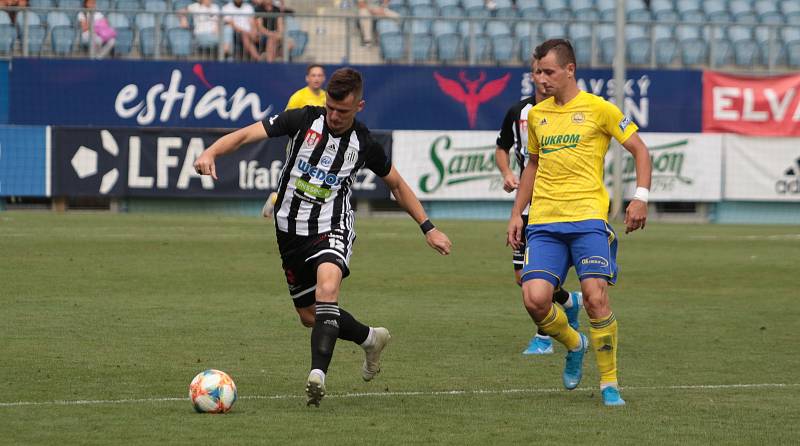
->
[262,106,392,236]
[496,96,538,176]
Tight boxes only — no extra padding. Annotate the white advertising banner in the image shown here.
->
[605,133,723,202]
[392,130,514,200]
[393,130,724,202]
[724,135,800,201]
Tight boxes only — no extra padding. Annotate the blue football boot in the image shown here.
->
[562,333,588,390]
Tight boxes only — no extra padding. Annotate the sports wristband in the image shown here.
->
[633,187,649,203]
[420,219,435,235]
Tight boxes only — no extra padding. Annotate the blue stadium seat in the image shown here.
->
[463,32,490,61]
[568,23,592,42]
[163,13,182,30]
[107,12,130,29]
[172,0,192,11]
[491,34,515,63]
[754,0,779,16]
[710,38,733,66]
[542,0,570,18]
[732,39,760,66]
[571,36,591,65]
[787,41,800,67]
[0,24,16,55]
[626,0,651,22]
[15,10,42,31]
[756,26,785,65]
[410,4,436,18]
[167,27,191,56]
[114,26,134,55]
[434,0,459,7]
[680,39,707,65]
[540,22,566,40]
[411,33,433,61]
[285,16,307,59]
[46,11,72,28]
[138,26,164,57]
[706,11,733,24]
[408,0,432,7]
[376,18,401,36]
[22,24,46,55]
[520,6,544,19]
[727,25,753,42]
[654,9,679,22]
[431,19,456,37]
[379,31,405,62]
[495,6,518,18]
[50,25,76,55]
[702,0,728,17]
[406,19,432,36]
[95,0,112,10]
[653,24,678,65]
[436,32,461,63]
[0,11,11,25]
[730,0,756,23]
[458,20,484,37]
[439,6,463,17]
[758,12,784,24]
[135,13,157,30]
[58,0,82,10]
[782,0,800,23]
[144,0,167,12]
[30,0,54,8]
[675,24,701,41]
[115,0,143,21]
[485,21,511,38]
[679,10,706,24]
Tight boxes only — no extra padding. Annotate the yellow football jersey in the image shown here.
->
[526,90,638,224]
[285,87,327,110]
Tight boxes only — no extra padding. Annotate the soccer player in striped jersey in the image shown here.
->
[195,67,452,407]
[496,56,583,356]
[507,39,652,406]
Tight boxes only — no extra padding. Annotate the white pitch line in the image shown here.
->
[1,383,798,408]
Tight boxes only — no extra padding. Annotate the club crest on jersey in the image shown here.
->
[304,129,321,148]
[345,148,357,163]
[572,112,585,124]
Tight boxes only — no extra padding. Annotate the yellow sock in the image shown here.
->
[536,305,581,351]
[589,313,619,386]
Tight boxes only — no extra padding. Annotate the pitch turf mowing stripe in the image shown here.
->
[2,383,798,408]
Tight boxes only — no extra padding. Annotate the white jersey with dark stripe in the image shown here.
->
[496,96,537,176]
[262,106,392,236]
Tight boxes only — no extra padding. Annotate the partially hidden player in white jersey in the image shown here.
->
[194,67,452,407]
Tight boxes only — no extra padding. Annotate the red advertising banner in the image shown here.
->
[702,71,800,136]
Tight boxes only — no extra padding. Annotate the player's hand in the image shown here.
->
[503,174,519,193]
[194,150,218,180]
[624,199,648,234]
[425,229,452,255]
[506,215,524,249]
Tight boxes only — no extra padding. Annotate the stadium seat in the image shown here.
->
[172,0,192,11]
[144,0,167,12]
[571,36,591,65]
[21,24,46,55]
[676,24,702,41]
[0,24,16,55]
[408,0,432,7]
[568,23,592,42]
[50,25,76,55]
[107,12,130,29]
[410,4,436,18]
[46,11,72,28]
[755,26,785,65]
[439,6,463,17]
[758,12,784,25]
[491,34,515,63]
[519,6,544,19]
[411,33,433,61]
[139,26,164,57]
[463,32,489,61]
[485,21,511,38]
[436,32,461,63]
[167,27,191,56]
[407,19,432,36]
[95,0,112,10]
[653,9,679,22]
[163,13,182,30]
[680,39,707,65]
[285,16,307,59]
[626,0,651,22]
[114,26,134,55]
[572,0,597,18]
[0,11,11,25]
[495,7,518,19]
[434,0,459,8]
[376,18,401,36]
[379,31,405,62]
[30,0,54,8]
[57,0,82,10]
[135,13,157,30]
[115,0,143,21]
[458,20,484,37]
[431,20,456,38]
[650,0,674,15]
[15,10,42,31]
[654,24,678,65]
[540,22,566,40]
[730,0,757,23]
[787,41,800,67]
[710,38,733,66]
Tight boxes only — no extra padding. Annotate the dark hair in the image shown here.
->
[533,39,576,68]
[326,68,363,101]
[306,64,324,75]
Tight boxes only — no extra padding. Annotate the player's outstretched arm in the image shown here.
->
[507,156,537,249]
[621,132,652,234]
[194,122,268,180]
[382,167,452,255]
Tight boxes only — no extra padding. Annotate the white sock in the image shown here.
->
[600,382,618,391]
[562,292,574,309]
[310,368,326,381]
[360,327,376,349]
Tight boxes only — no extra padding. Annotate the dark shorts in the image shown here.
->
[521,219,618,288]
[512,213,529,271]
[276,227,355,308]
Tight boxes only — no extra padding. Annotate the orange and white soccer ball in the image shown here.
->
[189,369,238,413]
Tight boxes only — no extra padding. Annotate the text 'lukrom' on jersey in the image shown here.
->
[263,106,391,236]
[527,91,638,224]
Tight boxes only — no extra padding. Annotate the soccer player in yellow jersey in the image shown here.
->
[285,64,327,110]
[507,39,652,406]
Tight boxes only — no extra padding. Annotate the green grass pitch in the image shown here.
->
[1,212,799,444]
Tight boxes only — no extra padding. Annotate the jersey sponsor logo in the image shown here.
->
[268,114,278,125]
[619,116,631,132]
[776,157,800,194]
[295,178,333,199]
[304,129,321,147]
[540,134,581,154]
[297,159,342,187]
[433,71,511,129]
[572,112,585,124]
[580,256,609,268]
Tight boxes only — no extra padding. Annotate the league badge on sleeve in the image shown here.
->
[618,116,631,132]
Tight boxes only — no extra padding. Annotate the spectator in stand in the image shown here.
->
[78,0,116,59]
[356,0,398,47]
[181,0,221,51]
[222,0,260,60]
[254,0,293,62]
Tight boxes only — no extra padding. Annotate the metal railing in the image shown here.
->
[0,5,797,73]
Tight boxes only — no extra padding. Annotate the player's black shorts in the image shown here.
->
[276,227,355,308]
[513,213,529,271]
